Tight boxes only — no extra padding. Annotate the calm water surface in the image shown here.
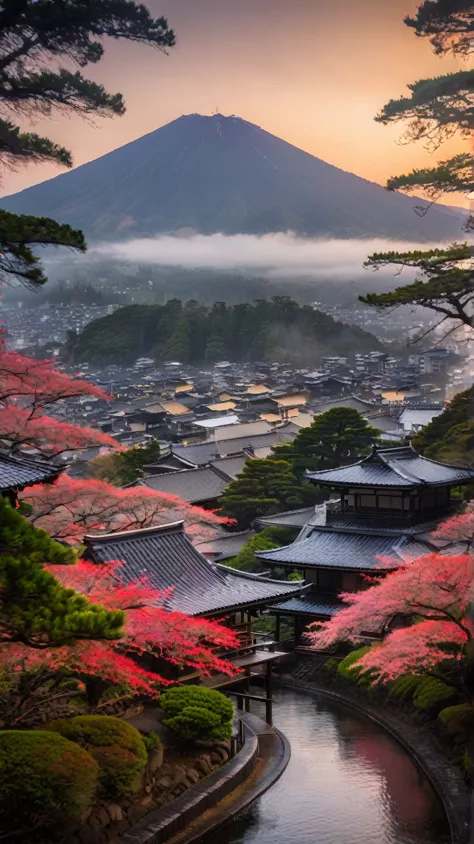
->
[209,688,450,844]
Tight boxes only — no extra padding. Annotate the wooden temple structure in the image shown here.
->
[84,522,307,722]
[256,445,474,641]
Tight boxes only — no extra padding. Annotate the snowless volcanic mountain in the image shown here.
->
[0,113,465,241]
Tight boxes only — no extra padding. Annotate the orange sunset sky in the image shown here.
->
[2,0,471,203]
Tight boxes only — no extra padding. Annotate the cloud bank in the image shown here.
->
[94,232,445,279]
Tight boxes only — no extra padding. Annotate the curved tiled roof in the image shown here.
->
[84,522,303,616]
[256,526,424,570]
[0,451,62,492]
[306,445,474,489]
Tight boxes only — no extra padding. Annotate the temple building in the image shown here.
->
[256,445,474,641]
[84,521,307,718]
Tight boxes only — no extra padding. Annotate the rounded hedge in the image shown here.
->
[0,730,98,828]
[386,675,421,701]
[439,704,474,737]
[412,678,456,712]
[159,686,234,742]
[44,715,147,798]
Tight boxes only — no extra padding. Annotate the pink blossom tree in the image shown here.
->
[308,510,474,688]
[22,475,228,544]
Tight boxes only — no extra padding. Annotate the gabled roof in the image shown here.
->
[140,464,230,503]
[0,451,62,493]
[172,441,218,467]
[306,445,474,489]
[84,521,304,616]
[210,454,248,481]
[217,428,296,457]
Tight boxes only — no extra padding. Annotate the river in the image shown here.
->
[207,687,451,844]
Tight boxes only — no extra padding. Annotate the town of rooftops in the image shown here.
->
[2,297,472,484]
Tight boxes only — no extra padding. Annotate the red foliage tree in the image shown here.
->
[0,346,118,454]
[308,511,474,687]
[22,475,228,544]
[1,558,238,722]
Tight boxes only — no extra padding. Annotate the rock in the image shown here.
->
[158,763,173,777]
[106,804,123,824]
[172,765,187,785]
[63,837,81,844]
[210,752,222,765]
[139,795,155,808]
[156,775,173,790]
[194,758,211,776]
[148,746,164,773]
[172,783,188,797]
[211,746,229,763]
[95,808,110,828]
[185,767,200,784]
[78,827,102,844]
[127,805,148,826]
[115,819,130,836]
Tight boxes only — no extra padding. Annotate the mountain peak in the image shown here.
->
[0,114,464,242]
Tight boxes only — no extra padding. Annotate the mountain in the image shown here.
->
[0,113,465,241]
[66,298,384,367]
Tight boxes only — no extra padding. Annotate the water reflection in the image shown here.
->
[207,689,450,844]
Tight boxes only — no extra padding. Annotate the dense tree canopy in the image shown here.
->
[0,496,122,649]
[361,1,474,332]
[219,458,306,528]
[64,297,382,367]
[0,0,175,287]
[85,439,161,485]
[413,384,474,464]
[274,407,380,480]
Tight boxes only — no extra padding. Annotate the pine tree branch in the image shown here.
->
[0,119,72,168]
[0,210,86,288]
[1,69,124,117]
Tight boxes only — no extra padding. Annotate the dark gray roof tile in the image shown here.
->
[307,445,474,489]
[84,522,302,616]
[140,465,229,504]
[269,594,343,616]
[0,451,61,492]
[257,527,426,570]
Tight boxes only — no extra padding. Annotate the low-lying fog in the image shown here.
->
[93,232,446,279]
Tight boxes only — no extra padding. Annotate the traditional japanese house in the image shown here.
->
[256,445,474,641]
[84,521,307,718]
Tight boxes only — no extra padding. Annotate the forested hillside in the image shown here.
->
[414,387,474,466]
[67,297,383,365]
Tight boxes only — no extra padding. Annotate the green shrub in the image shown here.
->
[337,647,371,679]
[287,572,303,581]
[439,704,474,737]
[0,730,98,828]
[322,658,339,674]
[412,677,457,712]
[159,686,234,742]
[44,715,147,798]
[142,731,162,753]
[387,675,421,701]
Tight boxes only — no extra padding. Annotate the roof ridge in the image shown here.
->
[84,520,185,542]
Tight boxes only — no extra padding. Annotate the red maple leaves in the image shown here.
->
[308,510,474,683]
